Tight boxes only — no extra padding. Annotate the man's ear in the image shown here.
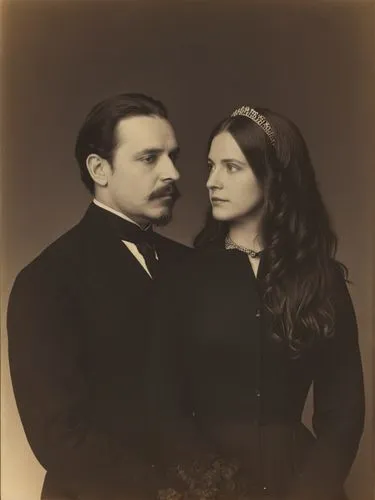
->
[86,154,110,187]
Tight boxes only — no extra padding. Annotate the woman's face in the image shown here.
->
[207,131,263,222]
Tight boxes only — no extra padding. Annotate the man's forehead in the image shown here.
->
[116,115,177,149]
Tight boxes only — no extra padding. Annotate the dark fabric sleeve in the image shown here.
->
[7,266,158,500]
[287,267,365,500]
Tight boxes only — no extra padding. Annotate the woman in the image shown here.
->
[150,106,365,500]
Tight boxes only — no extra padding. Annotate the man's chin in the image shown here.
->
[146,207,174,227]
[152,213,173,227]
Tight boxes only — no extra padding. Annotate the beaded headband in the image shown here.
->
[231,105,276,147]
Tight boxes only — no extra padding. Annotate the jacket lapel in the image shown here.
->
[78,203,154,291]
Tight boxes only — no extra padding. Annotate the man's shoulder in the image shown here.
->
[14,219,88,285]
[154,232,193,255]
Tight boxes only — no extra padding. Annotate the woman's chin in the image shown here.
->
[212,213,235,222]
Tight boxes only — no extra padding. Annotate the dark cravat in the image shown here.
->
[134,240,159,279]
[98,207,159,278]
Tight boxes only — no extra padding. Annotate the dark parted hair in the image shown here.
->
[194,108,347,356]
[75,93,168,194]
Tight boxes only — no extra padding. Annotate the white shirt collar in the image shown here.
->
[93,199,151,230]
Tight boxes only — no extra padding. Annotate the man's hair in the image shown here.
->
[75,93,168,194]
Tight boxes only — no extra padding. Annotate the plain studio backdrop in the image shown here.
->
[1,1,374,499]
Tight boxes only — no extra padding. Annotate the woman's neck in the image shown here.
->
[228,215,263,252]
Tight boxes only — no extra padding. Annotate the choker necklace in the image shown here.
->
[225,234,263,258]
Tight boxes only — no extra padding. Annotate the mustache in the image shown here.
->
[149,183,181,201]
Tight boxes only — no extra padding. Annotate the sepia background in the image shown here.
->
[1,1,374,499]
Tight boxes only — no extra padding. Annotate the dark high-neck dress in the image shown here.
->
[149,245,364,500]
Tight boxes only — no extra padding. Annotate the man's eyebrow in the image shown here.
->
[133,148,164,158]
[169,146,180,157]
[133,146,180,159]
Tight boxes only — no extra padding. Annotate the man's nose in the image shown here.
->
[160,156,180,182]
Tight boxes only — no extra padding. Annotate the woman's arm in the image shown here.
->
[288,266,365,500]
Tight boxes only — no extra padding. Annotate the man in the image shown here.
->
[7,93,191,499]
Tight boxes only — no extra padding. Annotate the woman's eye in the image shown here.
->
[227,164,239,172]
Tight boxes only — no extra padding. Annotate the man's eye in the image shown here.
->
[142,155,157,164]
[169,152,179,163]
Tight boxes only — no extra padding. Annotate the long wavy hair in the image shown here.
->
[194,108,347,356]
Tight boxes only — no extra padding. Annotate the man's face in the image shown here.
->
[103,115,180,225]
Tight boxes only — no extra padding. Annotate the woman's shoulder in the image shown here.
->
[160,245,235,289]
[328,258,350,293]
[172,246,229,280]
[191,244,249,275]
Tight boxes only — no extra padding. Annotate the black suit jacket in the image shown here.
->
[7,203,192,500]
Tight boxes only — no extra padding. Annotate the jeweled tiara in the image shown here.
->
[231,105,276,147]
